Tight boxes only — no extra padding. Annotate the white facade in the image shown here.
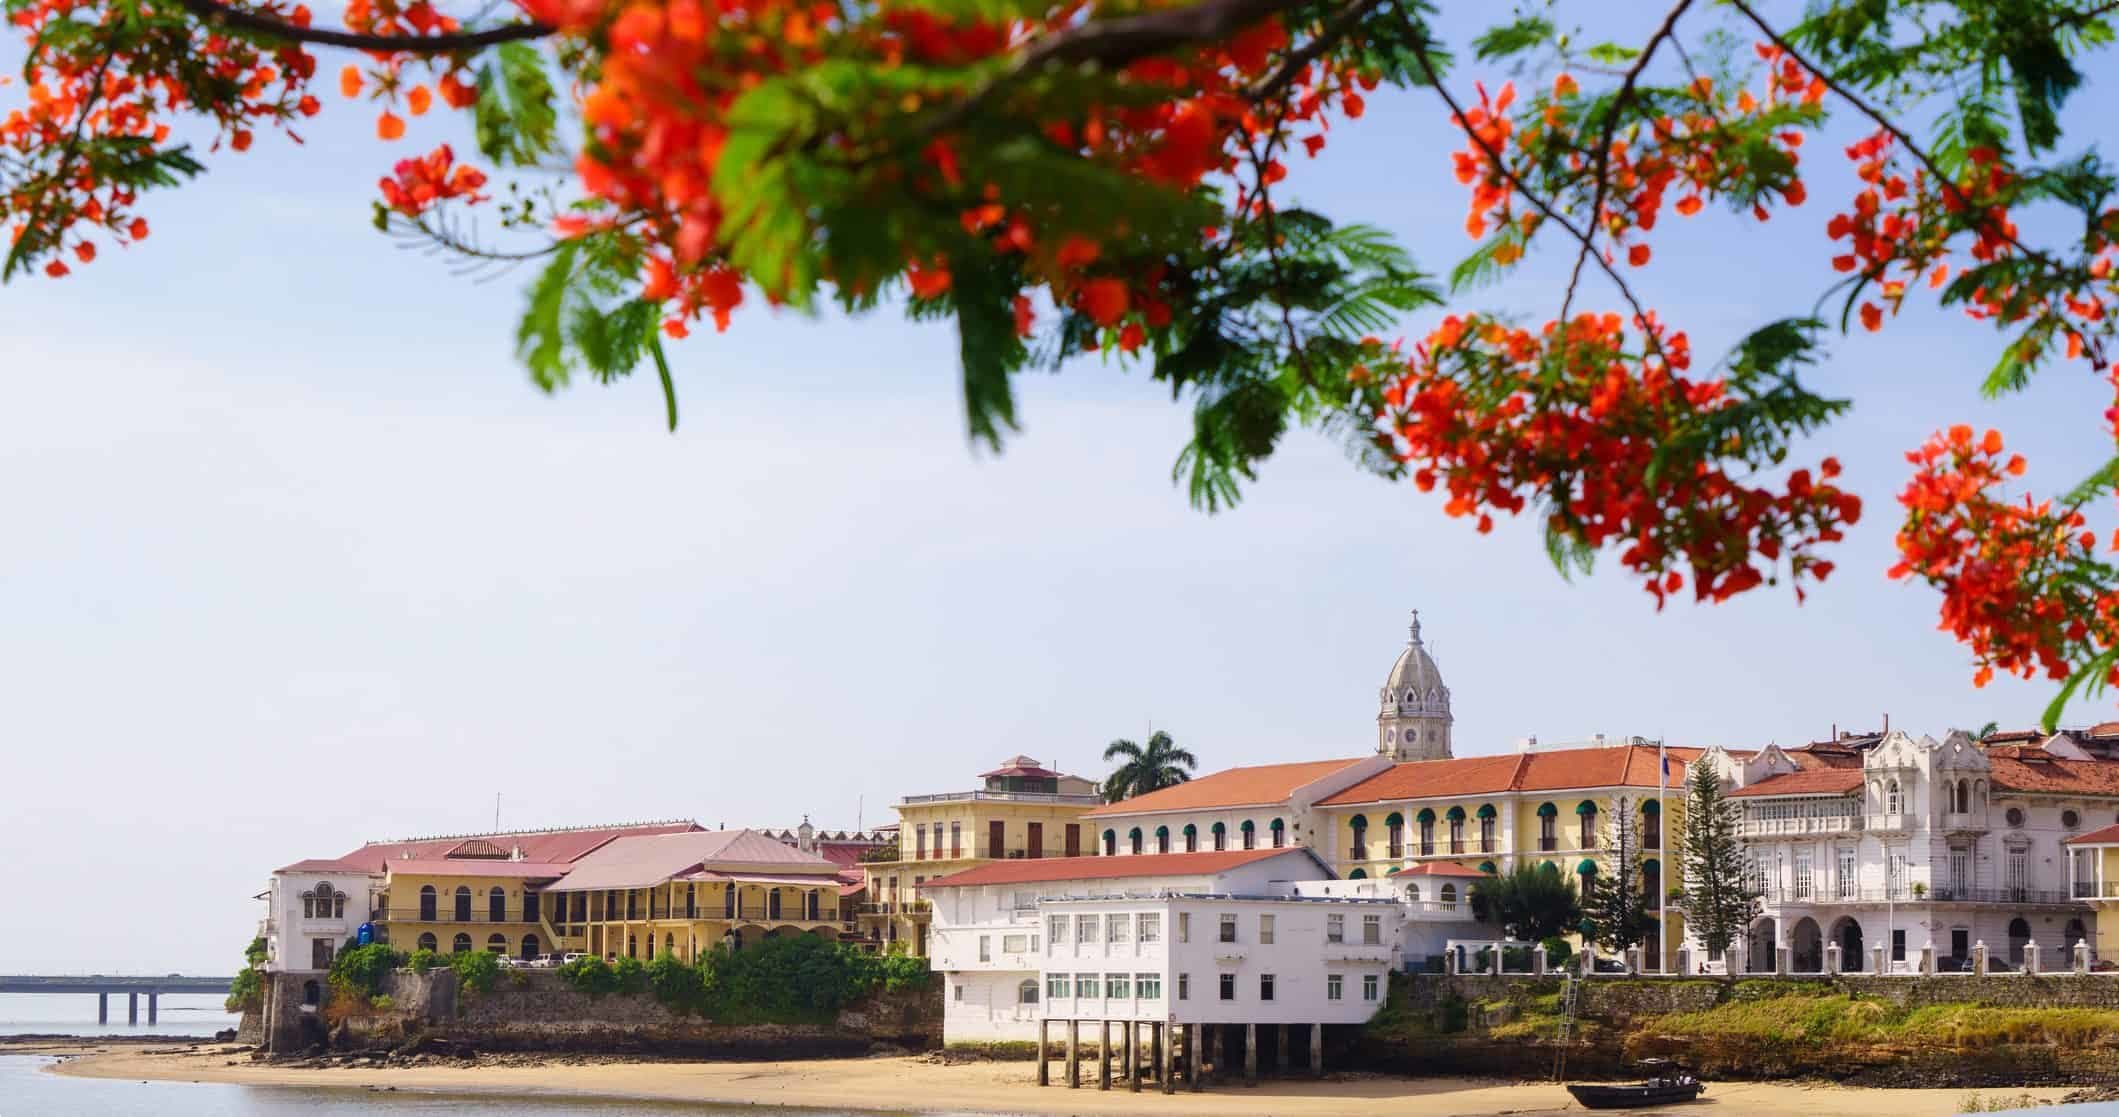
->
[261,870,379,973]
[926,850,1422,1044]
[1724,730,2104,972]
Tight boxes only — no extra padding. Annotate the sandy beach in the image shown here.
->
[25,1041,2078,1116]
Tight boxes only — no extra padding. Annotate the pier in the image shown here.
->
[0,975,234,1025]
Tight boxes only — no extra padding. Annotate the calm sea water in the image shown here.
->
[0,994,240,1038]
[1,1055,912,1115]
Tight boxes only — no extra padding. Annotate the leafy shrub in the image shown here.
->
[558,954,618,995]
[244,937,268,968]
[612,954,648,994]
[1541,936,1574,971]
[448,949,500,995]
[408,948,440,975]
[328,943,405,1000]
[225,967,262,1013]
[369,994,395,1011]
[646,952,706,1014]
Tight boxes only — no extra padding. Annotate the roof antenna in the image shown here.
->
[494,793,501,832]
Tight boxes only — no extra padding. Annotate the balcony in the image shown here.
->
[1740,814,1862,838]
[898,789,1103,806]
[374,908,533,924]
[1865,812,1911,833]
[1941,811,1988,834]
[1538,838,1559,853]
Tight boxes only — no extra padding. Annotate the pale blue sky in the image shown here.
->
[2,5,2113,973]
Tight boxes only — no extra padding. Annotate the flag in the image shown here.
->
[1659,742,1670,789]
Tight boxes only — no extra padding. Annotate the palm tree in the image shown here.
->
[1101,730,1198,803]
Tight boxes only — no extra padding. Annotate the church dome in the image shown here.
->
[1380,611,1449,712]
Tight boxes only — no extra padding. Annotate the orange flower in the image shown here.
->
[1078,278,1129,326]
[407,85,433,116]
[339,65,362,98]
[376,111,405,140]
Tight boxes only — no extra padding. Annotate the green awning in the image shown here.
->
[1155,825,1170,838]
[1239,820,1255,832]
[1536,802,1558,817]
[1384,811,1404,827]
[1478,861,1498,874]
[1576,800,1599,816]
[1348,869,1367,879]
[1386,865,1404,876]
[1128,827,1142,839]
[1348,814,1368,830]
[1477,804,1497,819]
[1577,859,1599,874]
[1211,821,1226,833]
[1446,806,1466,821]
[1641,857,1660,871]
[1416,808,1436,823]
[1182,823,1197,836]
[1268,818,1285,831]
[1641,800,1661,814]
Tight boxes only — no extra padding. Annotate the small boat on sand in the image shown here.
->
[1564,1060,1705,1109]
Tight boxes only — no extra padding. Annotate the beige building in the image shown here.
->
[860,756,1101,954]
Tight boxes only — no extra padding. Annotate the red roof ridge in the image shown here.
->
[922,847,1319,889]
[363,818,701,845]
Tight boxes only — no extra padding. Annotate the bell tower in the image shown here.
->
[1377,610,1453,762]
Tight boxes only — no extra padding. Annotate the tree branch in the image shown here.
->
[1244,0,1380,103]
[1560,0,1694,323]
[175,0,552,53]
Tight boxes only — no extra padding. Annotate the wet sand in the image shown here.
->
[37,1042,2076,1115]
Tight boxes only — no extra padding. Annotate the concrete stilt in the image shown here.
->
[127,993,138,1024]
[1037,1019,1049,1086]
[98,993,108,1024]
[1098,1020,1111,1090]
[147,993,157,1025]
[1215,1023,1228,1082]
[1244,1022,1258,1085]
[1310,1022,1324,1077]
[1127,1021,1141,1092]
[1160,1023,1176,1095]
[1276,1023,1289,1075]
[1066,1019,1080,1088]
[1189,1025,1204,1091]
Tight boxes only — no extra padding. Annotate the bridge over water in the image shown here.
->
[0,975,234,1025]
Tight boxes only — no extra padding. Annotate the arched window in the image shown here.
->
[1440,883,1457,911]
[1240,820,1256,850]
[1018,978,1040,1005]
[665,933,675,958]
[1384,812,1405,859]
[416,932,438,952]
[1349,814,1370,860]
[489,886,507,922]
[1575,801,1599,849]
[1477,804,1497,852]
[1102,829,1117,856]
[686,883,697,918]
[1576,860,1598,901]
[454,885,472,922]
[1536,803,1558,850]
[419,885,437,921]
[1642,858,1662,903]
[487,933,507,953]
[627,934,637,958]
[452,933,473,954]
[1952,780,1969,813]
[1155,825,1171,853]
[1417,808,1437,856]
[522,933,541,960]
[1446,806,1466,853]
[1211,821,1227,851]
[1406,882,1421,902]
[1182,823,1198,852]
[1128,827,1144,855]
[1885,781,1902,815]
[1641,800,1662,849]
[1269,818,1286,848]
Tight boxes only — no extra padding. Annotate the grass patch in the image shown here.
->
[1645,994,2119,1050]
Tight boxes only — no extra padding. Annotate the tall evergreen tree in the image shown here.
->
[1100,730,1198,803]
[1583,799,1656,953]
[1675,759,1760,957]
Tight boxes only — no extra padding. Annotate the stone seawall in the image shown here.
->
[264,970,940,1056]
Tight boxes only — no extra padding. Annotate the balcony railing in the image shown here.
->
[1538,837,1558,852]
[374,908,533,924]
[898,789,1103,806]
[1941,811,1988,832]
[1741,814,1861,837]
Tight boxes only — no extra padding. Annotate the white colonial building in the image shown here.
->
[922,847,1422,1048]
[1722,728,2115,973]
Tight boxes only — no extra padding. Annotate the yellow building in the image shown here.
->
[1312,741,1700,969]
[860,755,1102,955]
[541,829,848,961]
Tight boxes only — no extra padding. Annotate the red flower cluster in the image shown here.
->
[1890,426,2118,690]
[4,0,319,274]
[377,143,489,216]
[1450,43,1822,269]
[1380,312,1861,608]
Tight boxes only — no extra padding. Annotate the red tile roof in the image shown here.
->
[921,847,1319,888]
[1316,745,1703,807]
[1729,769,1864,798]
[1083,758,1372,817]
[1989,756,2119,796]
[979,755,1064,779]
[555,829,838,892]
[276,820,701,875]
[1393,862,1489,878]
[384,860,572,878]
[2066,822,2119,846]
